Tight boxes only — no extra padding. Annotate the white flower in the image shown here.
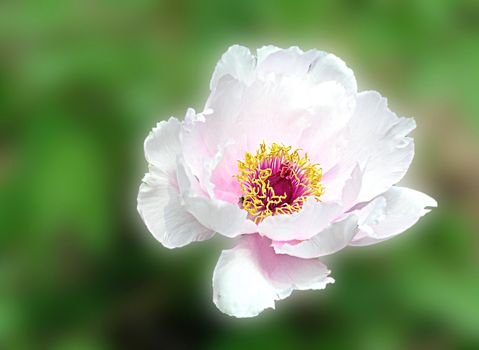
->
[137,45,437,318]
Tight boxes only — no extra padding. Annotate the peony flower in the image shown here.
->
[137,45,437,318]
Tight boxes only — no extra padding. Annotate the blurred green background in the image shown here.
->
[1,0,479,349]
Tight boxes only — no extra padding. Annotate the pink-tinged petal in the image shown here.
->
[138,118,214,248]
[176,159,257,238]
[196,50,359,202]
[213,234,334,318]
[273,214,358,258]
[210,45,256,90]
[206,74,311,149]
[350,187,437,246]
[189,76,315,201]
[182,85,244,194]
[258,197,342,241]
[297,82,355,174]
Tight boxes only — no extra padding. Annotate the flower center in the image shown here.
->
[236,142,324,223]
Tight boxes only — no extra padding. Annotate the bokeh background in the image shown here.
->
[1,0,479,349]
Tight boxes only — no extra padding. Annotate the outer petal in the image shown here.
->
[144,117,182,176]
[273,214,358,258]
[137,176,214,248]
[308,51,357,93]
[340,164,363,210]
[350,186,437,246]
[329,91,416,204]
[138,118,215,248]
[256,46,321,77]
[258,197,342,241]
[210,45,256,90]
[213,234,334,318]
[256,46,357,93]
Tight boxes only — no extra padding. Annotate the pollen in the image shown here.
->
[236,142,324,223]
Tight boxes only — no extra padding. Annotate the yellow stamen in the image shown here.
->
[236,142,324,223]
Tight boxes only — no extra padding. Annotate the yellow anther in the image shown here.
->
[236,142,324,223]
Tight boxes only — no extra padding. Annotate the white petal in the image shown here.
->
[213,234,334,318]
[256,46,321,77]
[308,52,357,93]
[210,45,256,90]
[258,197,341,241]
[350,187,437,246]
[212,236,277,318]
[341,164,363,210]
[273,214,358,258]
[256,45,282,64]
[137,174,214,249]
[144,117,182,177]
[256,46,356,92]
[138,118,215,248]
[339,91,416,203]
[184,196,257,238]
